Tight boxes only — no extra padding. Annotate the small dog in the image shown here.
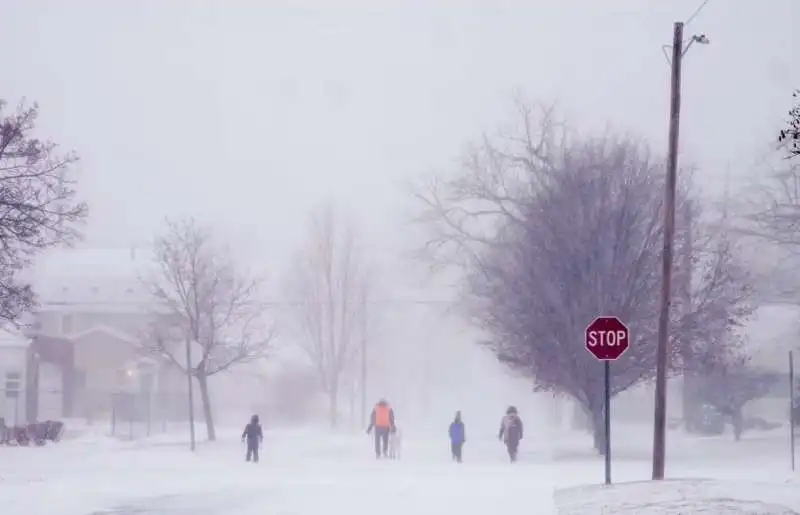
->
[388,426,402,460]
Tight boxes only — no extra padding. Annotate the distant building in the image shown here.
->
[737,303,800,421]
[740,303,800,373]
[24,248,188,423]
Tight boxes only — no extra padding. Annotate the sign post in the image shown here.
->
[585,316,631,486]
[790,350,795,472]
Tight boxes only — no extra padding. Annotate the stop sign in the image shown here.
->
[585,316,630,361]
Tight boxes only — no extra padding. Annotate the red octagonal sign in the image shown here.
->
[585,316,630,361]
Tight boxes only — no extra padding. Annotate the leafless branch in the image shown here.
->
[415,102,752,452]
[0,99,87,322]
[285,203,370,426]
[143,218,272,377]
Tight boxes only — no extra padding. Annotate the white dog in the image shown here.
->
[388,426,402,460]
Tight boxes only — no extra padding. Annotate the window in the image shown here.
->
[5,372,21,399]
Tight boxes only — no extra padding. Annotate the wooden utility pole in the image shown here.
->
[652,21,684,481]
[185,339,196,452]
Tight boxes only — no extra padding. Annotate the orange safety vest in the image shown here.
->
[374,404,392,428]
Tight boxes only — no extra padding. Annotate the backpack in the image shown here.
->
[503,415,520,439]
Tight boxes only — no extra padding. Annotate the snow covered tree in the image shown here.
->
[286,203,369,428]
[412,101,753,453]
[0,99,87,322]
[145,218,272,441]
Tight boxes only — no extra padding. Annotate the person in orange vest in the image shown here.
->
[366,398,395,459]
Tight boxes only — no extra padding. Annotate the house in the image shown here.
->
[25,248,189,423]
[0,327,31,427]
[25,247,271,426]
[736,303,800,421]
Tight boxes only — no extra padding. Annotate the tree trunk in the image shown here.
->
[196,373,216,441]
[348,380,356,429]
[682,373,701,433]
[328,384,339,428]
[731,407,743,441]
[589,404,606,455]
[571,401,591,432]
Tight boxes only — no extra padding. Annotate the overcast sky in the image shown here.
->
[2,0,798,274]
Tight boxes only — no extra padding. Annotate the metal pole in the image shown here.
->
[129,397,134,441]
[146,392,152,437]
[604,360,612,485]
[360,295,367,427]
[652,21,684,481]
[790,350,795,471]
[111,394,117,436]
[185,339,196,452]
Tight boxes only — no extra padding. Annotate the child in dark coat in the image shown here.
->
[448,411,466,463]
[242,414,263,463]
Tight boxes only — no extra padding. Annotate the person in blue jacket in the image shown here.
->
[448,410,466,463]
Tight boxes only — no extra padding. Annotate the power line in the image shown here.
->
[685,0,711,26]
[39,298,456,309]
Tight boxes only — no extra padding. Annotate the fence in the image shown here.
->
[0,386,193,440]
[108,391,190,439]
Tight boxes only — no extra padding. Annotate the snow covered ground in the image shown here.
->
[552,423,800,514]
[3,422,800,514]
[0,426,558,515]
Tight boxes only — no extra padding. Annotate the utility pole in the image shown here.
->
[652,21,684,481]
[185,339,196,452]
[360,294,368,427]
[652,19,710,480]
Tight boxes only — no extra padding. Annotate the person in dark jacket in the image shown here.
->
[242,414,263,463]
[366,398,395,459]
[448,411,466,463]
[498,406,523,463]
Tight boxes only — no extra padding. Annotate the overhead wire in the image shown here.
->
[685,0,711,27]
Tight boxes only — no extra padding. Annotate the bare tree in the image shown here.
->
[410,101,567,273]
[287,204,369,428]
[412,103,753,453]
[145,218,272,441]
[0,99,87,322]
[778,89,799,160]
[745,161,800,247]
[740,161,800,302]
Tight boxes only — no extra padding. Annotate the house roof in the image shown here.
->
[65,325,142,345]
[26,247,158,312]
[739,304,800,369]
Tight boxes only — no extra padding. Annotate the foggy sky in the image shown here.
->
[2,0,798,279]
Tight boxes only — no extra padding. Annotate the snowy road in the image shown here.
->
[1,428,558,515]
[6,425,800,514]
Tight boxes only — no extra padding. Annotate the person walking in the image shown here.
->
[498,406,523,463]
[448,411,466,463]
[366,398,395,459]
[241,414,263,463]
